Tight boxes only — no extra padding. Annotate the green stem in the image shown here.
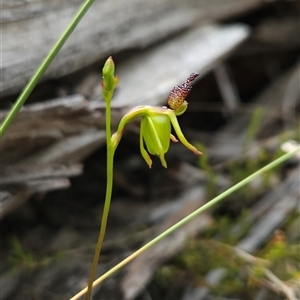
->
[71,146,300,299]
[85,99,115,300]
[0,0,96,139]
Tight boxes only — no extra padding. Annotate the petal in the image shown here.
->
[168,111,203,156]
[141,115,170,155]
[141,116,169,168]
[170,134,178,142]
[140,129,152,168]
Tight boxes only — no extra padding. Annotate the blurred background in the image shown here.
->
[1,0,299,299]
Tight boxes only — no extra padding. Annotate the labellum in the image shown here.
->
[167,72,199,111]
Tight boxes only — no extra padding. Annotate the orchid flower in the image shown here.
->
[112,73,202,168]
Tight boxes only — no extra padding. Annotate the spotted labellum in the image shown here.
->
[112,73,202,168]
[167,72,199,115]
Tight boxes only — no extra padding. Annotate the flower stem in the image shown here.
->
[0,0,96,139]
[71,146,300,299]
[85,94,115,300]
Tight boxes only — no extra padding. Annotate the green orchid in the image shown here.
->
[112,72,202,168]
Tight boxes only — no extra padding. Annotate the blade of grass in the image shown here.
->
[70,146,300,300]
[0,0,96,139]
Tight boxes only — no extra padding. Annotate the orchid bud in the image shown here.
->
[102,56,118,101]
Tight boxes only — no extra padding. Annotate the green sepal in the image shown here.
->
[141,115,171,155]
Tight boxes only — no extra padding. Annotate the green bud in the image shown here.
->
[102,56,118,101]
[102,56,115,89]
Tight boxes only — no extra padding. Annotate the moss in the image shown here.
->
[9,237,37,271]
[8,237,63,272]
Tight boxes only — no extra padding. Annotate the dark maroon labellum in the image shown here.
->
[167,72,199,110]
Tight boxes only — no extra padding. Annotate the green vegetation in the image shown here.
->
[153,224,299,299]
[9,237,62,272]
[9,237,36,271]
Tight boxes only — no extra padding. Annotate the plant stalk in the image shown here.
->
[85,97,115,300]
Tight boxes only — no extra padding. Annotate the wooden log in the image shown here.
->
[1,0,264,96]
[1,163,83,185]
[1,164,83,219]
[0,95,99,164]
